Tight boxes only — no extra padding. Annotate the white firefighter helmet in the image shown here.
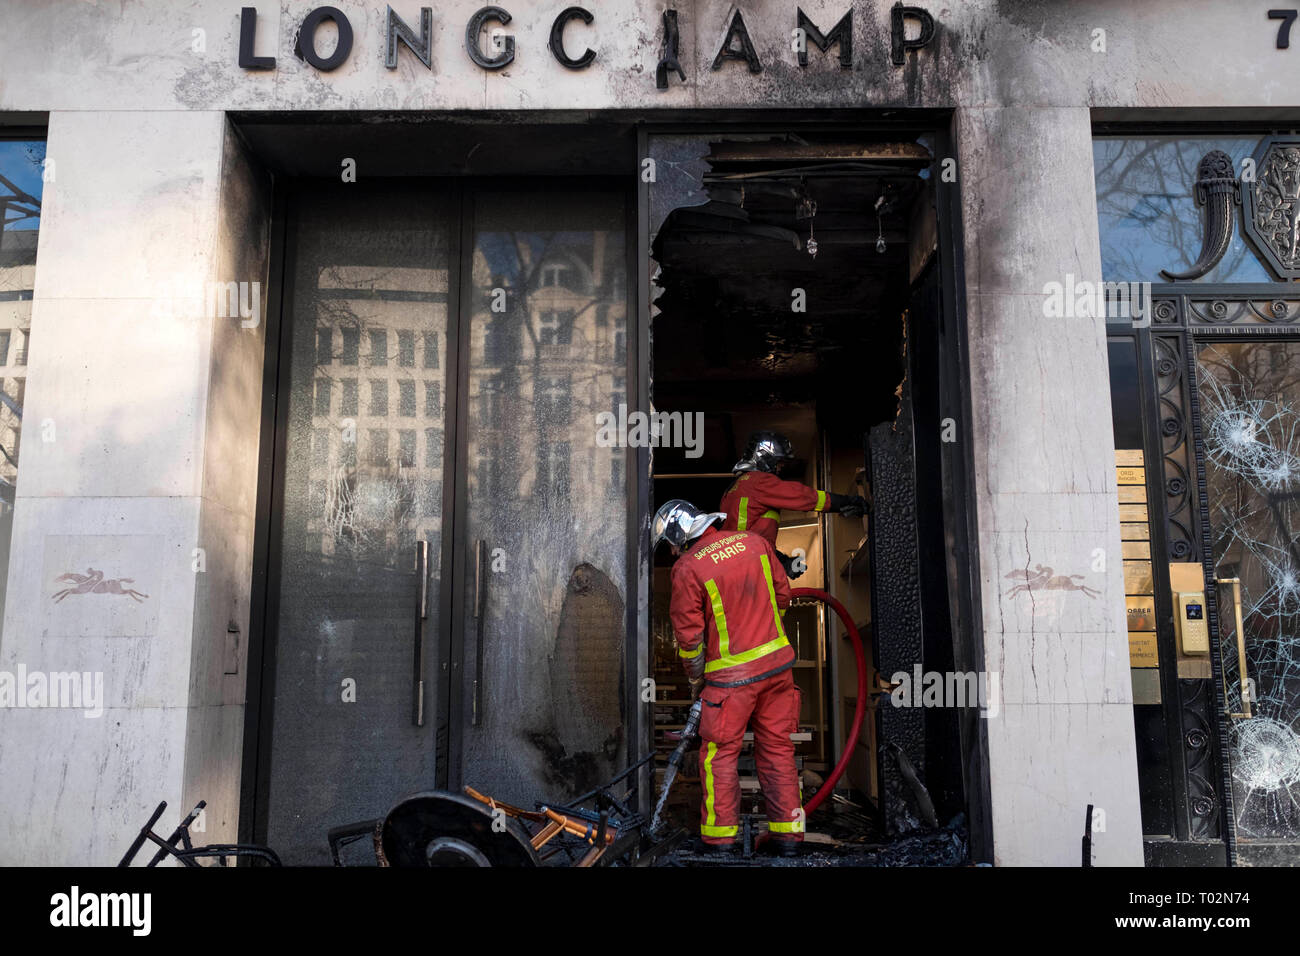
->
[652,499,726,551]
[732,430,795,474]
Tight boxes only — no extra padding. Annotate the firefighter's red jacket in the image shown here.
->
[719,471,833,547]
[669,526,794,684]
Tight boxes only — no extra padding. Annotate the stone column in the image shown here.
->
[955,106,1144,866]
[0,111,270,864]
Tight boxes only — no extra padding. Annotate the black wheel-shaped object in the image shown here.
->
[380,791,539,867]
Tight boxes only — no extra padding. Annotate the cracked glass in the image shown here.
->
[1197,340,1300,841]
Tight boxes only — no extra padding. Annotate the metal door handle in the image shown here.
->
[472,539,487,726]
[1214,577,1253,719]
[413,540,429,726]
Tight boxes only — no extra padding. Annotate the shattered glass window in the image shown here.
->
[1093,137,1271,285]
[1197,340,1300,840]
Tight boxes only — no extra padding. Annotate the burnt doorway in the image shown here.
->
[253,178,633,864]
[643,132,969,846]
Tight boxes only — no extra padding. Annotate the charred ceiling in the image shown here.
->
[651,135,929,436]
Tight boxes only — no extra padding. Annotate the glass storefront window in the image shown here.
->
[0,138,44,634]
[1094,136,1271,285]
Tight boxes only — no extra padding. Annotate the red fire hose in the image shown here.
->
[790,587,868,817]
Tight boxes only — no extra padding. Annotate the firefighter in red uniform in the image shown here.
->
[652,498,804,857]
[719,431,869,578]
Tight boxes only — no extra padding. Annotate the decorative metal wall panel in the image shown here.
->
[1188,298,1300,325]
[1153,294,1300,328]
[1154,333,1197,564]
[1152,323,1224,842]
[1242,136,1300,280]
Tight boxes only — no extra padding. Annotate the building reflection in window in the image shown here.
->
[0,138,44,633]
[459,189,630,801]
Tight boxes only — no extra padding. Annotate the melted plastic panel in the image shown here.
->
[1197,341,1300,841]
[647,134,716,240]
[460,187,628,804]
[266,184,452,864]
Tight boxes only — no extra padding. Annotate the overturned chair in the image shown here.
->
[329,754,685,867]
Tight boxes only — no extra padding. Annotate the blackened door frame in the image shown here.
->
[634,116,990,860]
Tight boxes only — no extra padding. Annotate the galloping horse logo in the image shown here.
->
[1003,564,1100,600]
[52,568,149,603]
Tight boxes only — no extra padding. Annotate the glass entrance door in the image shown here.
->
[451,185,630,806]
[1196,339,1300,856]
[259,180,633,861]
[261,183,454,863]
[262,183,455,864]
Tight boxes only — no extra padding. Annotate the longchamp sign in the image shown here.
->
[238,4,938,89]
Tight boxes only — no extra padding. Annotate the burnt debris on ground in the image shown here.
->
[659,794,969,867]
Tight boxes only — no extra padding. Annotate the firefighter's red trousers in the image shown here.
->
[697,669,803,844]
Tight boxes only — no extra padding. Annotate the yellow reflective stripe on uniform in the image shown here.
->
[768,820,805,833]
[700,561,791,674]
[761,554,788,642]
[701,824,739,838]
[737,497,749,531]
[815,490,827,511]
[677,643,702,659]
[704,741,718,826]
[704,635,790,673]
[762,509,780,521]
[704,579,730,659]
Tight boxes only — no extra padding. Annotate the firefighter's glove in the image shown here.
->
[833,494,869,518]
[684,646,705,700]
[776,549,804,580]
